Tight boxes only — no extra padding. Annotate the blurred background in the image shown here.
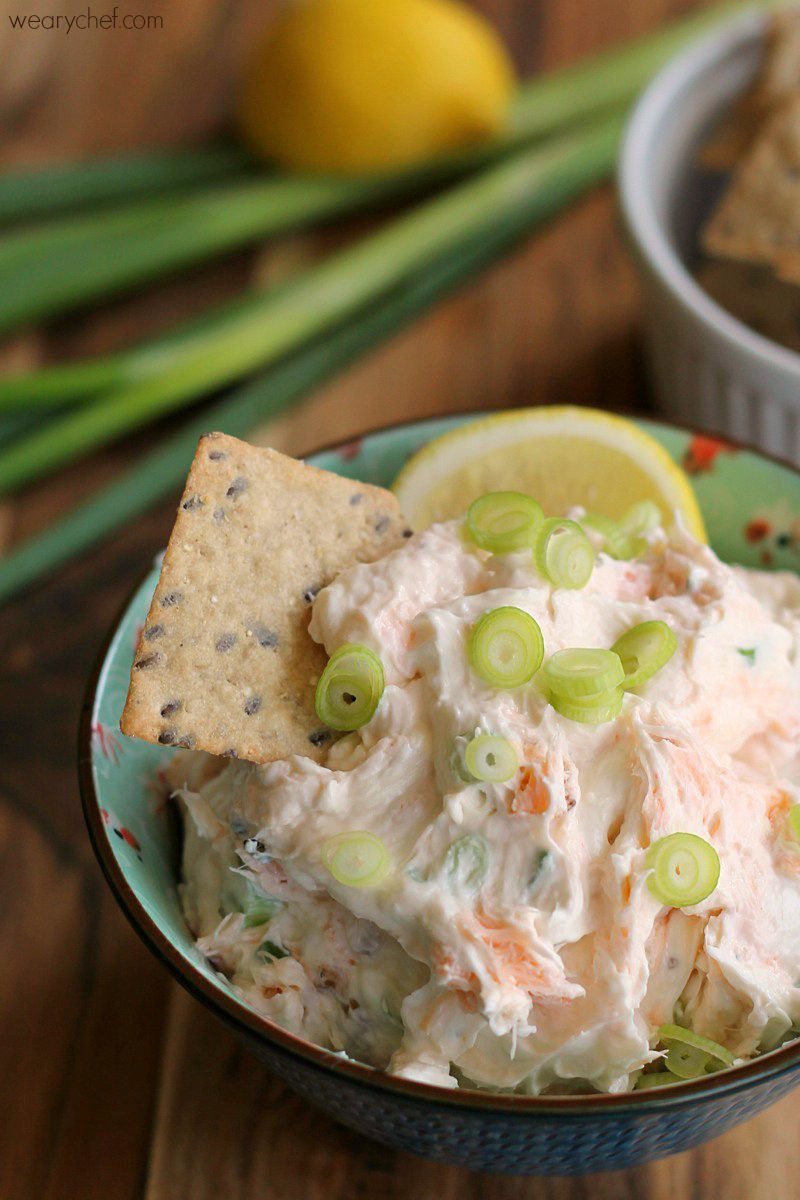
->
[6,2,800,1198]
[0,0,651,577]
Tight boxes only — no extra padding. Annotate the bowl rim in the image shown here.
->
[79,409,800,1116]
[618,8,800,381]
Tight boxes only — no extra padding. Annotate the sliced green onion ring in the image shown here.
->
[657,1023,734,1079]
[634,1071,680,1090]
[449,736,473,784]
[789,805,800,843]
[256,939,289,961]
[612,621,677,691]
[548,686,624,725]
[535,517,594,589]
[469,606,544,689]
[646,833,720,908]
[465,734,518,783]
[580,513,635,560]
[445,834,489,892]
[328,642,381,668]
[322,831,391,888]
[544,647,624,699]
[315,642,385,731]
[620,499,662,537]
[466,491,544,554]
[243,882,283,928]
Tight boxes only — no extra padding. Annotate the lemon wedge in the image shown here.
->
[236,0,515,174]
[393,407,706,539]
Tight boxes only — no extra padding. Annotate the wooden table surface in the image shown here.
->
[0,2,796,1197]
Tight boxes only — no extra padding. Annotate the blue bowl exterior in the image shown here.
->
[241,1032,799,1173]
[82,414,800,1174]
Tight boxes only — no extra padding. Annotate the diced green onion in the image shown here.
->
[789,806,800,843]
[322,831,391,888]
[465,734,518,783]
[468,606,544,689]
[444,834,489,892]
[529,848,551,889]
[737,647,756,666]
[580,513,635,560]
[256,939,289,961]
[612,621,677,691]
[620,499,662,537]
[548,686,624,725]
[535,518,594,589]
[243,883,284,928]
[635,1071,680,1090]
[314,643,385,731]
[646,833,720,908]
[466,491,543,554]
[657,1023,735,1079]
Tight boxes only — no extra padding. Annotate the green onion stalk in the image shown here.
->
[0,114,625,498]
[0,144,254,226]
[0,114,620,605]
[0,0,774,335]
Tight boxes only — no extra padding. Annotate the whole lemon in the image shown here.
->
[236,0,516,174]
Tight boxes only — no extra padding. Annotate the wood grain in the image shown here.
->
[142,988,800,1200]
[1,1,795,1198]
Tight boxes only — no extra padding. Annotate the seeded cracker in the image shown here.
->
[700,10,800,170]
[120,433,409,763]
[702,96,800,286]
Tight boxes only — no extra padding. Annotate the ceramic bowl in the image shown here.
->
[81,413,800,1175]
[619,12,800,463]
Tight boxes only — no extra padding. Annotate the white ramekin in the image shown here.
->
[619,10,800,461]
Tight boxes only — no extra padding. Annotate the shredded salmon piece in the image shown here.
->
[512,766,550,816]
[648,785,665,818]
[431,946,479,992]
[418,988,479,1034]
[435,908,565,1000]
[767,789,797,845]
[769,790,792,822]
[472,907,557,994]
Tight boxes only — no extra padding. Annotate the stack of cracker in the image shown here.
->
[699,11,800,352]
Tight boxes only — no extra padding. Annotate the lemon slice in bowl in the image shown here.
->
[393,407,706,538]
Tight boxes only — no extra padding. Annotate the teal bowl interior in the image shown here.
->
[81,413,800,1149]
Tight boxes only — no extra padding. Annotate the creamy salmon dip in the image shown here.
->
[172,514,800,1093]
